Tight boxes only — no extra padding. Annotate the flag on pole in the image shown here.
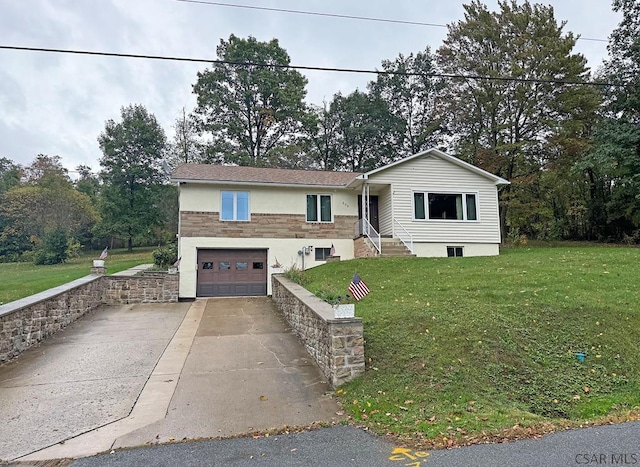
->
[329,244,336,257]
[348,273,370,301]
[99,247,108,260]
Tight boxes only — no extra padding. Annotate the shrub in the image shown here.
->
[152,243,178,269]
[34,227,69,265]
[282,265,308,286]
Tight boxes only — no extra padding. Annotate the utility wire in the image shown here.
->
[175,0,609,43]
[0,45,616,87]
[176,0,446,28]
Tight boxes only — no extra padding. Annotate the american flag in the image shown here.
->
[348,273,370,301]
[99,247,108,260]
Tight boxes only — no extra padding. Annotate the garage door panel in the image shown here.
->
[197,249,267,297]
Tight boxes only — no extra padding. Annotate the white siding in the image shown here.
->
[378,185,393,236]
[368,155,502,244]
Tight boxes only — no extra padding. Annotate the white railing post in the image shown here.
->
[393,218,414,254]
[354,218,381,254]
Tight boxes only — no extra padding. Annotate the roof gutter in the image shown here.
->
[170,178,355,189]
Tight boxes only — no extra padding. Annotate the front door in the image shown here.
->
[358,195,380,232]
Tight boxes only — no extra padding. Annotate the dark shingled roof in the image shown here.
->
[172,164,361,187]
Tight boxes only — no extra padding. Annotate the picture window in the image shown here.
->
[414,192,478,221]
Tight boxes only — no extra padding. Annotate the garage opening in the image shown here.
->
[197,249,267,297]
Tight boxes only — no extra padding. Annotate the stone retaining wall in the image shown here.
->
[103,273,179,305]
[0,269,179,363]
[271,275,364,387]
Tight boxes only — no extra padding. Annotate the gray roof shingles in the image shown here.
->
[172,164,361,187]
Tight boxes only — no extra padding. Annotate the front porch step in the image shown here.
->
[379,238,415,257]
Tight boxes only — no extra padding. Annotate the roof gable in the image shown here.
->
[361,148,510,185]
[172,164,361,187]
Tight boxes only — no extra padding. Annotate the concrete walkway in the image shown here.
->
[5,297,340,462]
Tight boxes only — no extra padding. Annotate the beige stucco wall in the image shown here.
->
[179,183,358,217]
[178,237,355,298]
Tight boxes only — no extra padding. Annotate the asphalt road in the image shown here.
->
[70,422,640,467]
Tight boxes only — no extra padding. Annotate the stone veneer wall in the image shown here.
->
[103,273,179,305]
[0,271,179,363]
[354,236,378,258]
[180,211,358,239]
[271,275,364,387]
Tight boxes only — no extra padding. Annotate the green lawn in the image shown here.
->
[303,246,640,448]
[0,248,154,305]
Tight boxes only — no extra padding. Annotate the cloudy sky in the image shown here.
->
[0,0,621,174]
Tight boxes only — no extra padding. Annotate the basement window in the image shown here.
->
[315,248,332,261]
[447,247,464,257]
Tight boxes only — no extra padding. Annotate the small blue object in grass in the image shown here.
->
[576,352,585,363]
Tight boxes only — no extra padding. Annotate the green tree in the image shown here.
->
[581,0,640,240]
[97,104,167,251]
[0,158,22,259]
[1,186,97,243]
[0,155,97,261]
[166,107,205,169]
[301,102,342,170]
[369,48,445,157]
[437,0,597,239]
[330,90,404,172]
[193,34,308,167]
[23,154,72,190]
[75,164,101,205]
[34,227,70,265]
[0,157,21,196]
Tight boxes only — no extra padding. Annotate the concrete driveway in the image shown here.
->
[3,297,340,463]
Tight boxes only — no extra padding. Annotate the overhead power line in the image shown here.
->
[0,44,616,87]
[175,0,608,43]
[176,0,446,29]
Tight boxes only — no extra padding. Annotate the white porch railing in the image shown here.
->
[355,218,381,254]
[393,218,414,254]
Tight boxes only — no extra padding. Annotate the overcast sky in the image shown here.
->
[0,0,621,174]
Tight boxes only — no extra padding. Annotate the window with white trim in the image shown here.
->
[306,194,332,222]
[414,192,478,221]
[221,191,249,221]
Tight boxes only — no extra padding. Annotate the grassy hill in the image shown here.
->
[302,246,640,447]
[0,248,154,306]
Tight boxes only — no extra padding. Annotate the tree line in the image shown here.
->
[1,0,638,264]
